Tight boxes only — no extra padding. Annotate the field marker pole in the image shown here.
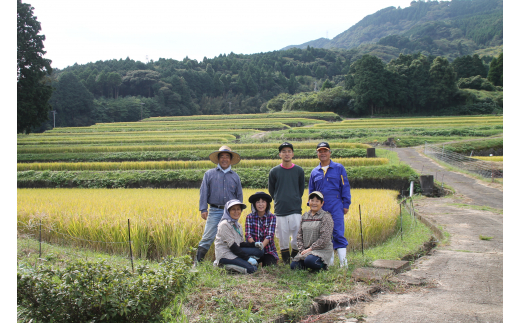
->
[127,219,134,273]
[39,219,42,258]
[400,202,403,242]
[359,204,364,256]
[411,199,417,225]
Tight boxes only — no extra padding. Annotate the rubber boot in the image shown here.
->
[194,246,208,265]
[281,249,291,264]
[329,250,335,266]
[337,248,347,268]
[290,249,298,260]
[224,264,248,274]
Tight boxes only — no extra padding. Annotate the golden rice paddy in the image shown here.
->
[17,188,400,259]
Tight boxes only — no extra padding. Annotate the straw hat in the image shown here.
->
[209,145,241,166]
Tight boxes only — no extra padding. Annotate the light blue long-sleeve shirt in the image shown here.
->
[199,166,243,213]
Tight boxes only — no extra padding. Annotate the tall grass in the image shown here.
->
[17,188,400,259]
[17,157,389,171]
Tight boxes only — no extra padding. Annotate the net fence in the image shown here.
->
[424,143,503,178]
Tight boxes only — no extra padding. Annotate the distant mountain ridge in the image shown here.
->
[282,0,502,60]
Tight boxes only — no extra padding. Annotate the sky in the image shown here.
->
[26,0,416,69]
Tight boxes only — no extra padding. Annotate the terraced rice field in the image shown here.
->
[17,111,503,259]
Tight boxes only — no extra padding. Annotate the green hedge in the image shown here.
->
[443,138,503,155]
[17,256,195,323]
[17,165,419,191]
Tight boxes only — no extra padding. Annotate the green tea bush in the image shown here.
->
[17,256,195,323]
[18,164,418,190]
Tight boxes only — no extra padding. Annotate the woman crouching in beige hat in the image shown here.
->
[214,199,264,274]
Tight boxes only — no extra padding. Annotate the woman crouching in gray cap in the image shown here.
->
[215,199,265,274]
[291,191,334,272]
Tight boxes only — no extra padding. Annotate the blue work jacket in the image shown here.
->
[308,160,351,217]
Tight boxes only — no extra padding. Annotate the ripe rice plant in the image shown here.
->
[26,129,260,136]
[472,156,503,162]
[17,136,234,145]
[312,116,503,129]
[17,188,400,259]
[92,118,326,127]
[18,142,371,154]
[17,158,389,171]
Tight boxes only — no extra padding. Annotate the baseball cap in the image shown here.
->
[316,142,330,151]
[308,191,324,201]
[278,142,294,152]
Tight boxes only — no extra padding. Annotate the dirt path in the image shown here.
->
[397,147,503,208]
[354,147,504,322]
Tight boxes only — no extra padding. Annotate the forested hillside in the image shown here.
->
[32,0,503,132]
[283,0,502,62]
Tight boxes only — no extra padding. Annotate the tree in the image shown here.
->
[487,53,503,86]
[429,56,458,110]
[17,0,53,133]
[451,54,487,79]
[106,72,122,99]
[352,55,389,116]
[320,79,334,91]
[49,72,95,127]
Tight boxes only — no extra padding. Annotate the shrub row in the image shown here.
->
[42,123,290,133]
[18,256,195,323]
[143,111,341,122]
[93,117,325,127]
[18,148,369,163]
[443,138,503,155]
[17,165,420,191]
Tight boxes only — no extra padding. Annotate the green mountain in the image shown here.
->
[282,0,502,61]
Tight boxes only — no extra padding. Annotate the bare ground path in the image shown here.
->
[313,147,504,322]
[356,147,503,322]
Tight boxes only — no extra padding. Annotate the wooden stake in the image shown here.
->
[128,219,134,273]
[359,204,364,256]
[39,219,42,258]
[400,203,403,242]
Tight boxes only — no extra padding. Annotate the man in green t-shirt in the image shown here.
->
[268,142,305,264]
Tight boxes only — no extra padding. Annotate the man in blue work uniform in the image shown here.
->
[308,142,351,267]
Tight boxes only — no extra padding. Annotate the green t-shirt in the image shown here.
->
[268,164,305,217]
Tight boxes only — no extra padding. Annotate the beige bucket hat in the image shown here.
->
[209,145,241,166]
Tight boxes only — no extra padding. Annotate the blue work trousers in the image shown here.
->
[323,203,349,249]
[198,207,224,251]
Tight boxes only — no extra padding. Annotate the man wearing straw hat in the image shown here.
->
[195,145,243,264]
